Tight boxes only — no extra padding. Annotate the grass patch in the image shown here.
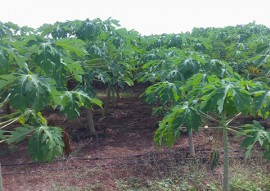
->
[230,159,270,191]
[116,158,270,191]
[49,181,104,191]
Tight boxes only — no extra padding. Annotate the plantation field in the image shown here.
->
[1,20,270,190]
[1,89,269,191]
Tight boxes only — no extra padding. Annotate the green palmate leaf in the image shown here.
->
[61,57,84,82]
[184,73,208,90]
[204,59,236,78]
[9,74,54,111]
[171,102,202,132]
[6,126,35,144]
[200,84,229,114]
[154,123,178,147]
[252,90,270,118]
[233,88,251,115]
[51,88,63,106]
[28,125,64,163]
[217,85,231,114]
[143,81,181,105]
[154,102,202,147]
[31,39,62,73]
[200,78,252,115]
[60,91,81,119]
[0,74,17,91]
[87,97,103,108]
[55,38,88,57]
[54,90,102,119]
[179,58,201,80]
[238,121,270,160]
[0,129,7,141]
[121,77,134,86]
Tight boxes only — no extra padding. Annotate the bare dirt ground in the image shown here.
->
[0,92,268,191]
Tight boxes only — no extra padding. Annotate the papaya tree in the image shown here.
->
[0,21,102,162]
[154,71,270,190]
[139,33,238,156]
[41,18,139,119]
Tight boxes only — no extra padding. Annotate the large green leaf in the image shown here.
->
[28,125,64,162]
[252,90,270,118]
[155,101,202,147]
[233,88,251,115]
[200,78,252,115]
[0,129,7,141]
[143,81,181,105]
[6,126,35,144]
[238,121,270,160]
[53,90,102,119]
[9,74,54,111]
[0,74,17,91]
[30,39,62,74]
[61,57,84,83]
[55,38,88,57]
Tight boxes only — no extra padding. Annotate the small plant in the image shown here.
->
[230,173,260,191]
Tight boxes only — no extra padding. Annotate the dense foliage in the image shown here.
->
[0,19,270,176]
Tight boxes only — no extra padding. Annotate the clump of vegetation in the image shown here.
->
[116,159,269,191]
[50,181,104,191]
[1,19,270,191]
[229,159,270,191]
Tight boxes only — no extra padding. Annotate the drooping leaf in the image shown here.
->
[28,125,64,163]
[54,90,102,119]
[6,126,35,144]
[233,88,251,115]
[0,74,17,91]
[9,74,54,111]
[154,101,202,147]
[200,78,252,115]
[238,121,270,160]
[0,129,7,141]
[143,81,181,105]
[252,90,270,118]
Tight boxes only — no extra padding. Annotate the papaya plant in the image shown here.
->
[153,72,270,191]
[40,19,138,118]
[0,21,102,162]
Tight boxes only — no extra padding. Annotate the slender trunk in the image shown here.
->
[188,130,195,156]
[112,87,116,107]
[115,86,120,99]
[0,163,3,191]
[103,87,111,117]
[87,109,96,134]
[222,115,229,191]
[87,109,98,144]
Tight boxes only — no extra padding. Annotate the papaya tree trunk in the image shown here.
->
[112,87,116,107]
[188,130,195,156]
[87,109,98,144]
[222,115,229,191]
[103,87,111,117]
[0,163,3,191]
[87,109,96,134]
[115,86,120,99]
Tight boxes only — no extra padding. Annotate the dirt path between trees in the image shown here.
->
[0,96,245,191]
